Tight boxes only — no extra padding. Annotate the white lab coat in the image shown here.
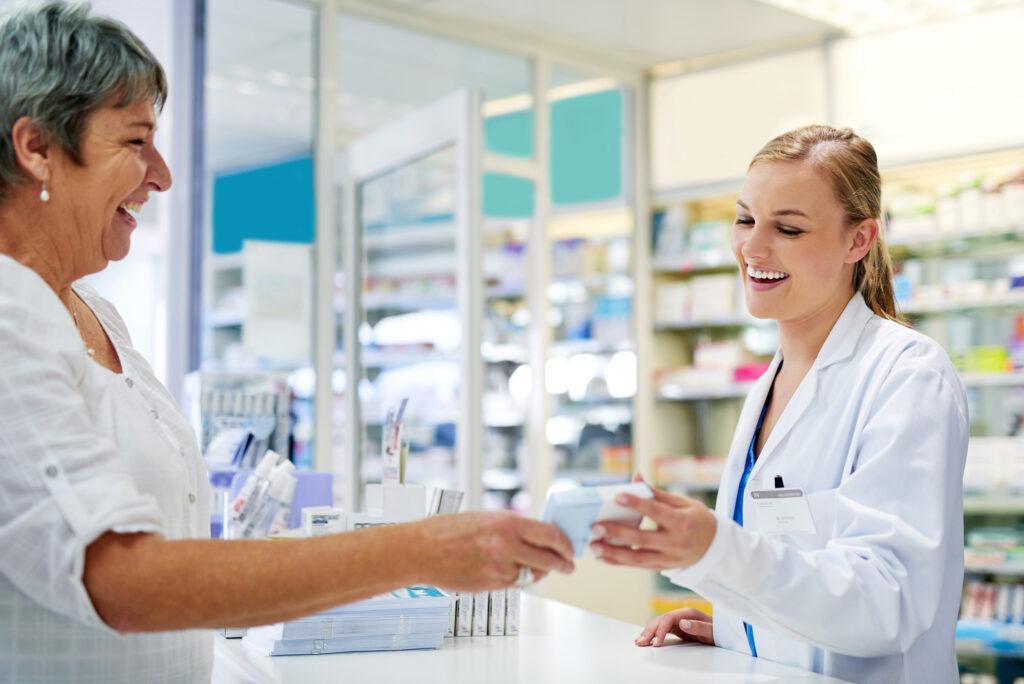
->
[663,293,968,684]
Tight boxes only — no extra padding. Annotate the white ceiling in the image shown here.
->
[386,0,835,65]
[205,0,837,171]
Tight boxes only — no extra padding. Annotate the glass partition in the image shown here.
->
[200,0,317,465]
[333,18,535,510]
[546,65,636,491]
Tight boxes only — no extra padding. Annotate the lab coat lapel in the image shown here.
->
[716,352,783,516]
[748,363,819,478]
[748,293,873,479]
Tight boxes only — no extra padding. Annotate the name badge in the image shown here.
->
[750,488,816,535]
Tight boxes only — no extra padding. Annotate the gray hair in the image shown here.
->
[0,0,167,200]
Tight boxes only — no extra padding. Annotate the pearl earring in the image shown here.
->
[36,168,49,202]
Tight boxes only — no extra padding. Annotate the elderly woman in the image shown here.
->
[0,3,574,682]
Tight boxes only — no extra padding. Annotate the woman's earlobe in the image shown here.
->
[10,117,51,177]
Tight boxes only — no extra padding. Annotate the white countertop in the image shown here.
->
[213,595,848,683]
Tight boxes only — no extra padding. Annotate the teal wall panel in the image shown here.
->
[483,172,534,218]
[212,155,314,254]
[484,110,533,158]
[550,89,623,205]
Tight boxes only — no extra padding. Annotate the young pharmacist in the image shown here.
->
[590,125,968,684]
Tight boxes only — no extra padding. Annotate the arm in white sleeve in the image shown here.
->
[665,362,967,658]
[0,289,164,632]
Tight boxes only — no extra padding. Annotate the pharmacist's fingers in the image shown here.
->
[636,608,711,647]
[678,616,714,645]
[589,542,669,569]
[635,615,664,646]
[614,492,689,524]
[591,521,666,551]
[652,613,679,647]
[636,612,682,646]
[618,479,692,509]
[516,518,575,563]
[647,482,689,506]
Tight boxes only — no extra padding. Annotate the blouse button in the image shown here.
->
[188,493,197,504]
[150,409,159,420]
[45,465,58,478]
[124,377,134,388]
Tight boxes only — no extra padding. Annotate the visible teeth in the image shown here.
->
[119,201,142,214]
[746,265,788,280]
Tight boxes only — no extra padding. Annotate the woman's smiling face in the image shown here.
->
[731,160,867,328]
[46,98,171,271]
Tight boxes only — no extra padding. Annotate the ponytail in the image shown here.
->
[854,233,902,323]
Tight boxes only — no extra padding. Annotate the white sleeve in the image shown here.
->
[0,290,164,632]
[663,362,968,657]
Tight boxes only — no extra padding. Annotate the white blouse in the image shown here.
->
[0,256,213,683]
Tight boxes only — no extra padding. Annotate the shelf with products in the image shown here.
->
[654,314,755,331]
[545,207,638,489]
[883,151,1024,454]
[877,150,1024,675]
[958,573,1024,661]
[957,621,1024,660]
[201,241,314,375]
[656,381,755,402]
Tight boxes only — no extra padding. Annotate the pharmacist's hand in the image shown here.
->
[636,608,714,647]
[589,475,716,570]
[418,512,575,593]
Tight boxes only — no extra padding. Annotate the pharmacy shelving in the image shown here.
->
[201,252,245,363]
[965,563,1024,577]
[653,315,754,331]
[656,382,755,402]
[537,197,640,492]
[964,496,1024,516]
[900,292,1024,316]
[957,621,1024,659]
[961,373,1024,389]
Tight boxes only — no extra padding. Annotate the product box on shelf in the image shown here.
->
[652,454,727,491]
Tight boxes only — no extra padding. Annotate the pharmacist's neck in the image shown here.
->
[776,296,851,369]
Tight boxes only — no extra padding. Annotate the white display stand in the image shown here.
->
[212,595,846,683]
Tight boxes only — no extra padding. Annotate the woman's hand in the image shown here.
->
[415,512,575,593]
[589,475,717,570]
[636,608,714,647]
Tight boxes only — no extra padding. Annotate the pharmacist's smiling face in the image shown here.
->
[731,160,858,326]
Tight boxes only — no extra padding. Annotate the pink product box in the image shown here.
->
[733,362,771,383]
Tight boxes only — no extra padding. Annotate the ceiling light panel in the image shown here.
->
[757,0,1021,33]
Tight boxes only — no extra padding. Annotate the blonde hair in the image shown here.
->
[749,125,902,323]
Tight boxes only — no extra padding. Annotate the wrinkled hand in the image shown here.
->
[589,475,716,570]
[636,608,714,647]
[416,512,575,593]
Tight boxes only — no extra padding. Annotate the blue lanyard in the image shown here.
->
[732,362,780,658]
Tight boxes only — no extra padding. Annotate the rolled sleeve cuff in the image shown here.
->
[3,458,167,634]
[662,512,736,590]
[72,500,165,635]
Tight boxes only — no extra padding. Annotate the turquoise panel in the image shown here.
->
[550,89,623,205]
[483,172,535,218]
[484,110,533,158]
[212,155,315,254]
